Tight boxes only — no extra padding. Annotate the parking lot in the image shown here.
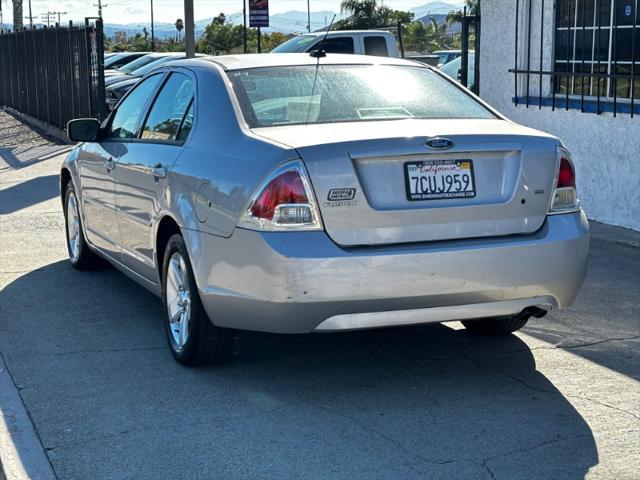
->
[1,111,639,479]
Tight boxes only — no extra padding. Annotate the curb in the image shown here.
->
[1,108,71,146]
[0,353,56,480]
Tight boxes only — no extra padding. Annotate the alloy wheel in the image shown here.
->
[166,252,192,348]
[66,191,81,263]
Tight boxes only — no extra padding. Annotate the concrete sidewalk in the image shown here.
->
[1,112,639,480]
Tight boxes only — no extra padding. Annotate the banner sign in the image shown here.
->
[249,0,269,28]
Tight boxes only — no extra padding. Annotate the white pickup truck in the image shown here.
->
[271,30,400,57]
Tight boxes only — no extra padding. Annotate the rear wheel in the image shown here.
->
[162,234,235,366]
[462,315,530,335]
[64,183,100,270]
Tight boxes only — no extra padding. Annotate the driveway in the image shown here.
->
[1,111,639,480]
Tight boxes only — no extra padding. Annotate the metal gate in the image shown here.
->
[461,8,481,95]
[0,18,106,130]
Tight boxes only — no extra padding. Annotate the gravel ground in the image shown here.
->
[1,113,639,480]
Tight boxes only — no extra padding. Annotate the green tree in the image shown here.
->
[198,13,243,55]
[446,0,478,25]
[335,0,412,30]
[403,18,453,54]
[264,31,289,51]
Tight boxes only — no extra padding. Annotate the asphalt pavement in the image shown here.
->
[1,111,639,480]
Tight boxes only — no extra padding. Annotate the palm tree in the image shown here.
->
[405,18,452,53]
[12,0,23,30]
[446,0,478,25]
[337,0,411,30]
[425,18,452,51]
[175,18,184,42]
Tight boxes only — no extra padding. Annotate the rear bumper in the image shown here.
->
[191,211,589,333]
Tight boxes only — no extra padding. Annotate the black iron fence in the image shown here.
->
[461,9,481,95]
[0,18,106,130]
[509,0,638,117]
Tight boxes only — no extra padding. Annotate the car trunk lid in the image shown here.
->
[253,119,559,246]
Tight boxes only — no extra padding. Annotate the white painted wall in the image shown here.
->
[479,0,640,231]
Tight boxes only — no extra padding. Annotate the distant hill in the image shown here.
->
[410,1,462,35]
[102,10,345,40]
[410,1,460,19]
[3,2,460,39]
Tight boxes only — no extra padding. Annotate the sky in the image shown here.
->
[1,0,464,26]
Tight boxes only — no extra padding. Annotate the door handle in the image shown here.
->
[151,164,167,178]
[105,157,116,172]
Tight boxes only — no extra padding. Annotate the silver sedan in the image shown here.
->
[62,53,589,365]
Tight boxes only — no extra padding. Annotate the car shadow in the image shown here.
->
[522,236,640,381]
[0,174,60,214]
[0,260,599,479]
[0,145,71,171]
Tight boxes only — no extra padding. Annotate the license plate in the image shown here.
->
[404,159,476,201]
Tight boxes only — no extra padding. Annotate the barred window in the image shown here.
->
[554,0,639,100]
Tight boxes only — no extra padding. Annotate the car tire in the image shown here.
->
[162,233,235,366]
[64,182,101,270]
[462,315,529,335]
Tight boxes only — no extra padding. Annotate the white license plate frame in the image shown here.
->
[404,159,477,201]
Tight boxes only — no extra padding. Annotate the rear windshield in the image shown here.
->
[271,35,318,53]
[118,55,161,74]
[227,64,495,128]
[132,56,181,76]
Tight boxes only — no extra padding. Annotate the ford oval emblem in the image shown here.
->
[425,137,454,150]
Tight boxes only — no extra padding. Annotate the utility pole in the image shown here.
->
[243,0,247,53]
[93,0,107,19]
[150,0,155,51]
[41,12,54,27]
[307,0,311,33]
[184,0,194,57]
[0,2,4,29]
[28,0,33,27]
[13,0,23,29]
[55,11,67,25]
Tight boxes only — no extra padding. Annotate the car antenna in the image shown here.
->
[309,14,336,58]
[305,15,336,125]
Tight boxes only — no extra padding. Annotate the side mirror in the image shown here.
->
[67,118,101,142]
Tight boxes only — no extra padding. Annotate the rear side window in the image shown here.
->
[177,101,194,141]
[313,37,354,54]
[142,72,194,142]
[109,74,162,139]
[364,36,389,56]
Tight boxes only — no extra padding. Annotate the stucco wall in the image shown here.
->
[479,0,640,231]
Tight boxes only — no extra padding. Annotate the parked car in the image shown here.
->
[104,52,175,78]
[63,53,589,366]
[104,52,148,70]
[272,30,399,57]
[439,52,475,91]
[105,54,203,109]
[433,50,462,67]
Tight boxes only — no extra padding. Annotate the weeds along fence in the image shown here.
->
[0,18,106,131]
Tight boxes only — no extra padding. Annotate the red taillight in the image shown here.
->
[250,170,309,220]
[557,157,575,188]
[549,149,579,213]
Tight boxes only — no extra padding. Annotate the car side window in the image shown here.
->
[141,72,194,142]
[364,36,389,56]
[176,101,194,142]
[313,37,354,54]
[108,74,162,139]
